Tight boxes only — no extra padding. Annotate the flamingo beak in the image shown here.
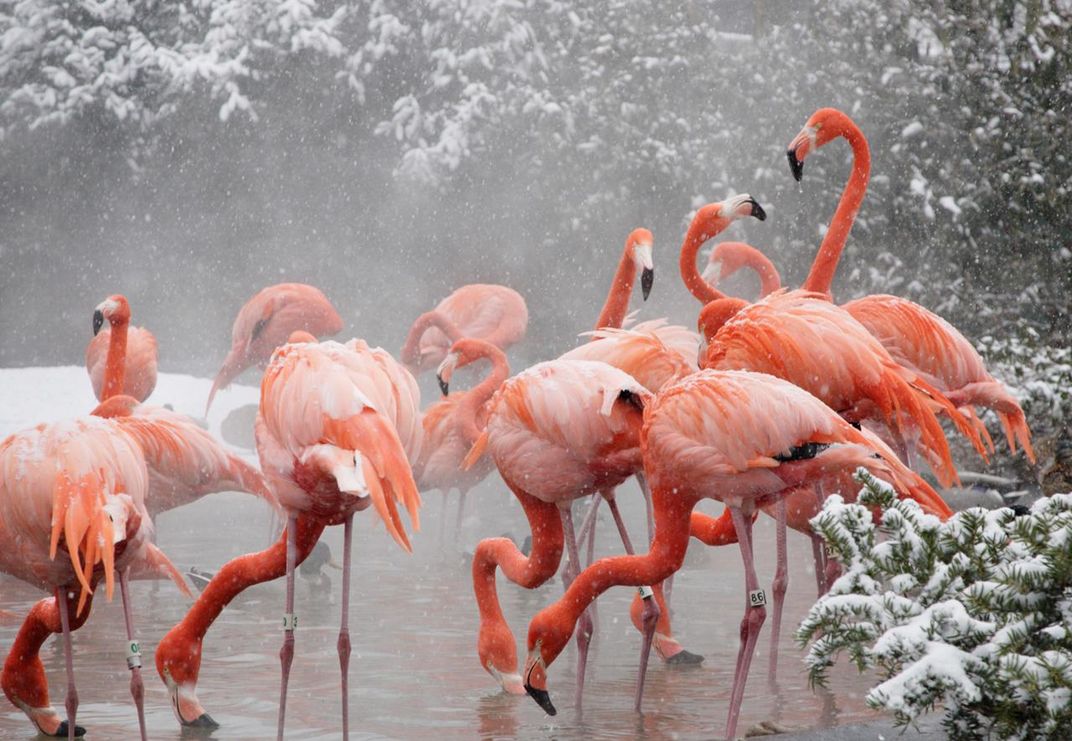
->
[747,198,767,221]
[633,242,654,301]
[523,649,556,715]
[787,125,817,182]
[436,353,458,397]
[93,309,104,336]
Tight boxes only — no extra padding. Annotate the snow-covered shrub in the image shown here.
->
[798,471,1072,740]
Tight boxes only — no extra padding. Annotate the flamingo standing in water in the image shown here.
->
[157,335,422,738]
[0,417,190,740]
[784,107,1034,461]
[521,369,947,739]
[400,283,528,374]
[206,283,343,413]
[86,321,157,402]
[414,337,510,534]
[465,357,651,710]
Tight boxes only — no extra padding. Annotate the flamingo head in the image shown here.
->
[523,605,577,716]
[696,298,749,367]
[689,195,767,246]
[627,227,655,300]
[702,241,757,288]
[787,107,850,180]
[93,294,131,335]
[436,337,498,396]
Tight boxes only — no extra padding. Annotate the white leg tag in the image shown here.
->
[637,586,655,599]
[126,640,142,670]
[282,613,298,631]
[749,589,767,608]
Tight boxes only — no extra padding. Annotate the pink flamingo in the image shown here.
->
[522,369,946,738]
[85,310,157,402]
[157,335,422,738]
[709,245,1035,463]
[400,284,528,374]
[465,358,651,710]
[414,338,510,533]
[206,283,343,413]
[784,107,1034,461]
[0,416,189,740]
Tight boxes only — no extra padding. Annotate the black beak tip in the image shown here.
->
[641,268,654,301]
[437,375,450,397]
[183,712,220,730]
[525,684,557,716]
[749,200,767,221]
[787,149,804,181]
[92,310,104,336]
[54,721,87,737]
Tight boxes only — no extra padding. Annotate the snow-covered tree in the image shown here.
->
[799,471,1072,740]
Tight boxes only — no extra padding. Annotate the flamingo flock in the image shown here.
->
[0,108,1039,741]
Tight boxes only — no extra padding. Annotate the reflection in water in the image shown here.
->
[0,479,886,740]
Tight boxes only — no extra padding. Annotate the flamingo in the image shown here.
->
[206,283,343,413]
[592,227,655,331]
[0,416,190,740]
[86,319,157,402]
[709,246,1035,463]
[521,369,948,739]
[414,337,510,533]
[784,107,1034,461]
[465,358,651,710]
[156,335,422,737]
[400,283,528,374]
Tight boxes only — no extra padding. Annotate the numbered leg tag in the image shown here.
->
[126,640,142,670]
[749,589,767,608]
[282,613,298,631]
[637,586,655,599]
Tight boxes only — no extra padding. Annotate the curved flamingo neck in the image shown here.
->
[531,488,694,656]
[155,518,325,684]
[101,319,129,401]
[401,311,464,365]
[802,123,871,296]
[745,251,782,297]
[474,489,563,672]
[594,238,638,331]
[458,345,509,446]
[680,224,729,305]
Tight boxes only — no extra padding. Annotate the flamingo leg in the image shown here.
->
[604,492,660,713]
[56,589,78,741]
[768,497,789,687]
[812,484,829,595]
[636,472,654,545]
[455,489,469,535]
[277,514,298,741]
[118,569,147,741]
[577,495,601,567]
[338,513,354,739]
[725,506,766,741]
[439,492,449,543]
[560,505,592,715]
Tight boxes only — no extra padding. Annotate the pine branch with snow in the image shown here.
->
[798,470,1072,740]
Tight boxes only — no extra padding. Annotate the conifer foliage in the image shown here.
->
[799,471,1072,740]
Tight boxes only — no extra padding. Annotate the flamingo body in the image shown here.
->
[208,283,343,412]
[403,284,527,373]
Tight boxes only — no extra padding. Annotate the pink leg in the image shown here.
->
[605,491,662,712]
[726,507,766,741]
[812,484,829,595]
[455,489,469,536]
[576,495,601,567]
[338,513,353,739]
[768,498,788,687]
[118,570,147,741]
[56,589,78,741]
[439,492,449,542]
[277,514,298,741]
[560,506,592,715]
[636,472,654,545]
